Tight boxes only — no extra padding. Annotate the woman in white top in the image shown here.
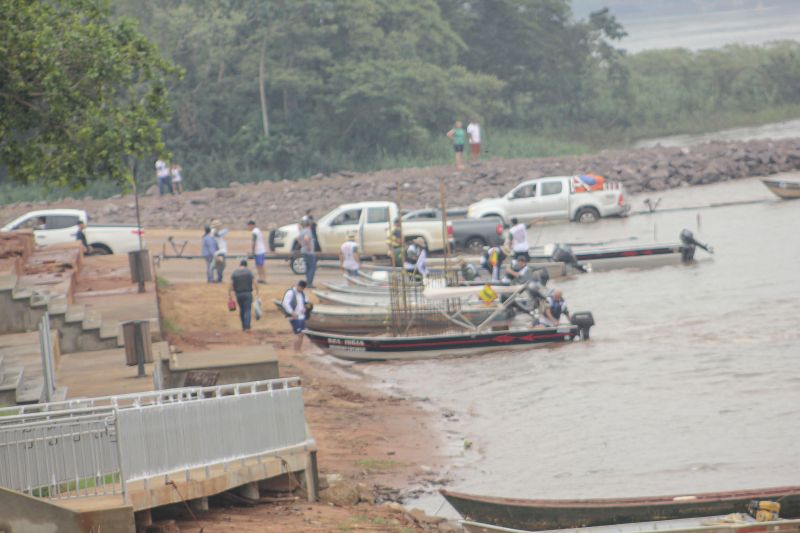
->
[170,164,183,194]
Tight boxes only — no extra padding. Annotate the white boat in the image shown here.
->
[762,177,800,199]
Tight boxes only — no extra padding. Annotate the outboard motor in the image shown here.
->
[531,267,550,286]
[551,244,587,273]
[460,262,479,281]
[570,311,595,340]
[679,229,714,262]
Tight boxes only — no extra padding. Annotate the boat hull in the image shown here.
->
[763,179,800,199]
[462,516,800,533]
[307,304,499,334]
[442,487,800,532]
[304,326,580,361]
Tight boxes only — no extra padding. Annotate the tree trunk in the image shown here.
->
[258,36,269,138]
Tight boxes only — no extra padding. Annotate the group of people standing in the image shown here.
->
[447,119,481,170]
[155,159,184,196]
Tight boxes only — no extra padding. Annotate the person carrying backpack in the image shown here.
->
[281,280,310,351]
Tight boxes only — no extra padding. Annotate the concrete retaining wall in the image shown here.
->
[0,487,134,533]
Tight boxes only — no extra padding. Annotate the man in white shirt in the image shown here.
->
[155,159,172,196]
[467,120,481,161]
[339,232,361,276]
[281,280,308,351]
[509,217,530,259]
[248,220,267,284]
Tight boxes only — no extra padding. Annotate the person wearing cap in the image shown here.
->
[229,259,259,331]
[282,280,309,351]
[201,225,218,283]
[504,254,533,284]
[404,237,428,277]
[299,216,317,287]
[248,220,267,284]
[340,232,361,277]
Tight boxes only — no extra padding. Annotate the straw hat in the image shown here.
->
[413,237,426,247]
[210,219,222,230]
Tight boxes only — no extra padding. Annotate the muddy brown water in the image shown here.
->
[353,177,800,515]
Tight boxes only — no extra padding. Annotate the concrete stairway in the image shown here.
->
[0,273,121,353]
[0,332,68,407]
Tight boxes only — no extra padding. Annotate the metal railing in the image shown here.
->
[38,312,57,403]
[0,378,310,502]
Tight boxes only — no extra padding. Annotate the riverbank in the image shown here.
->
[153,264,456,532]
[1,137,798,232]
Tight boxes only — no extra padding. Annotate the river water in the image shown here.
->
[358,176,800,515]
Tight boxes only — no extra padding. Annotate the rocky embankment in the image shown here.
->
[1,138,798,230]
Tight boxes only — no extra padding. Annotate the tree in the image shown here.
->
[0,0,177,189]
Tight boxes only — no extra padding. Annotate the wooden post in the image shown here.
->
[439,178,450,274]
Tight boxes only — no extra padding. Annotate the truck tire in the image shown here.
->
[89,243,112,255]
[465,236,487,253]
[575,207,600,224]
[290,255,307,275]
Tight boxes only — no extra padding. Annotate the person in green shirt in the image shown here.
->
[447,120,466,170]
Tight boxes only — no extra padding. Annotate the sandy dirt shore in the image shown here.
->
[152,254,454,532]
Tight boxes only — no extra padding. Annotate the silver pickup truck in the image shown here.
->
[466,175,629,224]
[402,209,504,253]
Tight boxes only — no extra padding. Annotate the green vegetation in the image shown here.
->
[355,458,404,473]
[0,0,177,190]
[155,276,171,289]
[160,317,181,335]
[2,1,800,203]
[31,473,120,498]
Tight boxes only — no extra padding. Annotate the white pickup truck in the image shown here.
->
[271,201,450,256]
[466,175,629,224]
[1,209,145,254]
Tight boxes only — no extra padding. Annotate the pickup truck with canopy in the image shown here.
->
[466,175,629,224]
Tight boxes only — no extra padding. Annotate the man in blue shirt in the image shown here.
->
[201,226,218,283]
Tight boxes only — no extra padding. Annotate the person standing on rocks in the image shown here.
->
[170,163,184,194]
[447,120,466,170]
[155,159,172,196]
[467,119,481,162]
[248,220,267,284]
[229,259,259,332]
[201,225,218,283]
[299,216,317,288]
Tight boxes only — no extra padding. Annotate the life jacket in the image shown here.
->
[549,297,567,319]
[387,227,402,248]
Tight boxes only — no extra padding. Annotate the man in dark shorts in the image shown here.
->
[229,259,259,331]
[281,280,308,351]
[447,120,466,170]
[75,220,91,254]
